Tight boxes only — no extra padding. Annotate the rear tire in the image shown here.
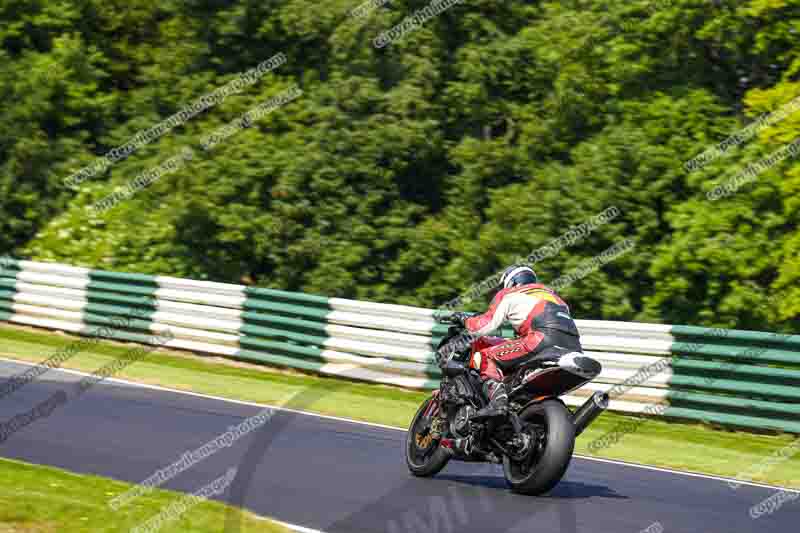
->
[503,399,575,495]
[405,396,451,477]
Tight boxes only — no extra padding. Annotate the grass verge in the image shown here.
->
[1,323,798,489]
[0,456,287,533]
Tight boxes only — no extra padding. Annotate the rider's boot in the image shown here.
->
[452,437,472,456]
[472,379,509,421]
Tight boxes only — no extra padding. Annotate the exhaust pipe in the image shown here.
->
[572,392,609,436]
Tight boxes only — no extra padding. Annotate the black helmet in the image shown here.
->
[499,265,538,290]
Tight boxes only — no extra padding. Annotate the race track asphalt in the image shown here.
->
[0,359,796,533]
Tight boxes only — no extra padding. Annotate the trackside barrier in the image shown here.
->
[0,259,798,433]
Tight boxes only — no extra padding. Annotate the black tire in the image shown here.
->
[405,396,451,477]
[502,399,575,495]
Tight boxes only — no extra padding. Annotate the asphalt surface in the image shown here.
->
[0,359,797,533]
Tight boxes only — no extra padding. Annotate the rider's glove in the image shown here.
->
[450,312,473,326]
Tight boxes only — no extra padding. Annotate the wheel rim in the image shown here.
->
[407,400,440,467]
[505,413,547,482]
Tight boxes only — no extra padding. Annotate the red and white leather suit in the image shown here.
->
[463,283,580,382]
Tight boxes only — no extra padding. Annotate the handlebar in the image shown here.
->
[434,311,478,325]
[435,314,462,325]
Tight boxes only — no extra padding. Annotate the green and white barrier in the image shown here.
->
[0,258,798,434]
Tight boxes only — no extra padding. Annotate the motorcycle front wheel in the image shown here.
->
[503,399,575,495]
[405,396,451,477]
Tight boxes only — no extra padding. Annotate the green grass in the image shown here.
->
[0,457,287,533]
[1,323,799,489]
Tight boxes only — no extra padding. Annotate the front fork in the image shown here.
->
[422,390,446,443]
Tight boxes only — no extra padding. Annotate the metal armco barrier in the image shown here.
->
[0,259,798,434]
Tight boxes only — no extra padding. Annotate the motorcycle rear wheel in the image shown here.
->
[502,399,575,495]
[405,396,451,477]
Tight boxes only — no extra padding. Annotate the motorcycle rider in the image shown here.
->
[449,265,583,421]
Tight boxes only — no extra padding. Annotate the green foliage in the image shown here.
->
[1,0,797,330]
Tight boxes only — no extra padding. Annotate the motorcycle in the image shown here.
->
[405,314,608,495]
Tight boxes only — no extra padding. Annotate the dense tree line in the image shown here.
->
[1,0,798,332]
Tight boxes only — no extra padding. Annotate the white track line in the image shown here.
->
[1,356,798,495]
[273,519,327,533]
